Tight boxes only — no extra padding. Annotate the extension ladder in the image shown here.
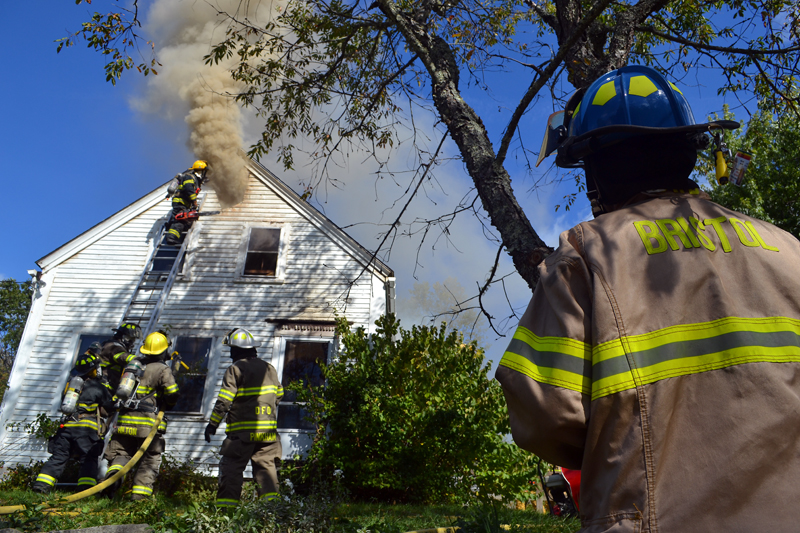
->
[118,192,207,335]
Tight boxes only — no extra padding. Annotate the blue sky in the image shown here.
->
[0,1,742,368]
[1,2,194,280]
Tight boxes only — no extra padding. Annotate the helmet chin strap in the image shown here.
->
[584,165,607,218]
[589,196,605,218]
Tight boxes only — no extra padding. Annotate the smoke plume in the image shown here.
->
[137,0,277,207]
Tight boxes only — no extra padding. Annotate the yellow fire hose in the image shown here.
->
[0,411,165,515]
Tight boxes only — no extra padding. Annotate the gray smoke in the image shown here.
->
[136,0,279,207]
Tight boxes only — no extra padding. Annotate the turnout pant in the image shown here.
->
[165,207,193,245]
[33,427,104,493]
[103,433,165,500]
[216,434,281,507]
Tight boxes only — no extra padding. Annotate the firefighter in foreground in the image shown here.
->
[496,65,800,532]
[165,160,210,245]
[33,347,114,494]
[205,328,283,507]
[103,331,180,500]
[98,322,142,392]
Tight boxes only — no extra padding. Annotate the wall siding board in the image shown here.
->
[0,170,391,467]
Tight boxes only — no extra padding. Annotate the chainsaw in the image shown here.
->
[174,209,221,222]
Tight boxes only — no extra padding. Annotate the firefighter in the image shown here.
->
[32,348,115,494]
[99,322,142,392]
[102,331,180,501]
[165,160,210,245]
[205,328,283,507]
[496,65,800,532]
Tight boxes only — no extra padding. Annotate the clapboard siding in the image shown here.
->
[0,164,393,471]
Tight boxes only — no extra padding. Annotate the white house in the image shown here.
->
[0,159,395,473]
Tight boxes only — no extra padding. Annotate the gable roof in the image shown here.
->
[247,159,393,278]
[37,159,394,279]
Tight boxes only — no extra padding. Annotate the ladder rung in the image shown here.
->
[131,297,159,303]
[137,280,166,287]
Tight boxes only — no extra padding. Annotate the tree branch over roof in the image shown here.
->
[64,0,800,322]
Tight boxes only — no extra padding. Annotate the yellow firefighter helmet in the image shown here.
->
[140,331,170,356]
[191,160,209,170]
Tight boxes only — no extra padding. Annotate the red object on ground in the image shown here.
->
[561,468,581,511]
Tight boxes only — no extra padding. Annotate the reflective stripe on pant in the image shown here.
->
[104,433,165,499]
[166,207,193,245]
[216,434,281,505]
[33,427,103,492]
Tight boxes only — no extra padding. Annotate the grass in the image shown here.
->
[0,487,580,533]
[336,502,580,532]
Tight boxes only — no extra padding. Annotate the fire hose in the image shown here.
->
[0,411,165,515]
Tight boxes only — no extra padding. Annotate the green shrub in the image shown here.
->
[26,413,60,441]
[0,460,44,491]
[292,314,541,504]
[5,413,60,441]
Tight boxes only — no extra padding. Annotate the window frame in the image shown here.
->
[169,335,217,417]
[234,223,290,283]
[272,335,334,433]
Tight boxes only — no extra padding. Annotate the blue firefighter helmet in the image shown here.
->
[539,65,738,169]
[536,65,739,215]
[569,66,694,137]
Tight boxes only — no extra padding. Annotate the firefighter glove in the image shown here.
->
[204,423,216,443]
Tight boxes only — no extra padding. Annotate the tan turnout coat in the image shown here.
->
[209,357,283,443]
[497,191,800,533]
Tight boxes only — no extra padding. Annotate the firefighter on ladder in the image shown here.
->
[33,347,115,494]
[102,331,180,500]
[205,328,283,507]
[496,65,800,532]
[165,160,210,245]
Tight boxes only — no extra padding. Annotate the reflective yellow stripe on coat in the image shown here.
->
[226,420,278,432]
[501,316,800,401]
[500,327,592,395]
[235,385,282,397]
[63,418,100,430]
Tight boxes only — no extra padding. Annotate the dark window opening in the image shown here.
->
[75,335,107,366]
[171,337,212,413]
[278,341,328,430]
[244,228,281,276]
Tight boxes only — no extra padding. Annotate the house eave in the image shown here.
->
[36,183,170,271]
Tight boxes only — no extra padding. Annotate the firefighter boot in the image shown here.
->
[101,477,122,499]
[32,483,51,495]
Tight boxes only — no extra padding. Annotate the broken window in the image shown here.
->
[243,228,281,277]
[278,340,328,430]
[170,336,212,413]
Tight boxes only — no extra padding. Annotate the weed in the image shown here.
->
[154,454,216,503]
